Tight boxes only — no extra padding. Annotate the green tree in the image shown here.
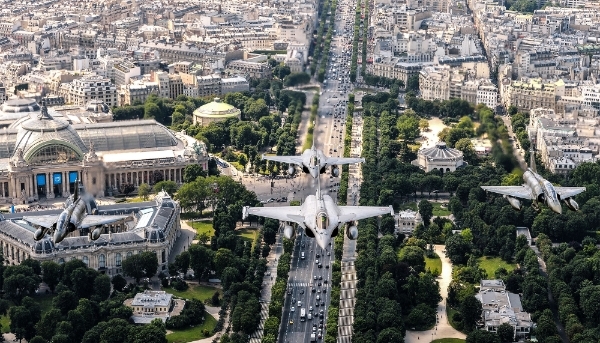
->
[131,319,168,343]
[3,265,41,304]
[53,290,79,315]
[455,138,478,164]
[466,329,501,343]
[397,111,421,141]
[183,164,206,183]
[579,284,600,325]
[10,297,41,341]
[153,180,178,194]
[41,261,61,293]
[144,102,162,121]
[461,295,482,331]
[418,200,434,226]
[397,246,426,273]
[111,274,127,292]
[35,308,61,340]
[445,234,472,265]
[407,75,419,92]
[93,274,111,301]
[497,322,515,343]
[138,183,151,200]
[188,244,215,280]
[122,251,159,283]
[175,251,191,275]
[214,248,236,277]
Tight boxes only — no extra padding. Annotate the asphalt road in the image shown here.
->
[278,229,334,342]
[277,1,357,341]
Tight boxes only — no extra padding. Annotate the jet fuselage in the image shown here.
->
[522,168,562,214]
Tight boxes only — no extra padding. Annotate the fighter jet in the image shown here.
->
[262,144,364,178]
[25,181,128,243]
[481,151,585,214]
[242,178,392,249]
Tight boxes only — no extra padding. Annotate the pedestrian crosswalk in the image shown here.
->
[289,282,312,288]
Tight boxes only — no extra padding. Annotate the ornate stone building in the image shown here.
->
[0,98,208,203]
[0,191,181,275]
[413,142,465,173]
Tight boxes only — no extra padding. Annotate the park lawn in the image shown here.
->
[126,196,148,203]
[0,315,9,333]
[432,339,465,343]
[397,202,451,217]
[447,307,462,332]
[187,220,215,238]
[0,293,55,333]
[166,312,217,343]
[407,143,421,151]
[164,284,221,302]
[478,256,516,278]
[425,253,442,274]
[398,202,418,211]
[432,202,451,217]
[237,227,258,242]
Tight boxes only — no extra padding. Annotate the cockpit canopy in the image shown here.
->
[312,156,319,166]
[317,212,329,230]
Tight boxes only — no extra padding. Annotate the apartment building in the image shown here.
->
[501,78,564,112]
[66,75,117,108]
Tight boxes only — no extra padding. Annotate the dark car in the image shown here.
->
[312,288,317,293]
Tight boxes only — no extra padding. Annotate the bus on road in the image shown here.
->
[300,308,306,322]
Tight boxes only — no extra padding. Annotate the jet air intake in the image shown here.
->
[564,198,579,211]
[331,165,339,177]
[346,224,358,240]
[504,195,522,211]
[283,225,295,240]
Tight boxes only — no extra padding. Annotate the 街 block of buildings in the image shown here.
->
[368,0,600,175]
[0,0,321,278]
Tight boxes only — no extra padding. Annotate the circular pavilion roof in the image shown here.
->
[0,98,42,122]
[193,98,241,119]
[419,142,463,160]
[13,103,88,163]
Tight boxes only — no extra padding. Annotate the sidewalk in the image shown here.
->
[169,220,198,264]
[249,232,284,343]
[404,245,466,343]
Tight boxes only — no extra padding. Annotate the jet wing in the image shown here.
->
[243,206,305,227]
[554,187,586,199]
[22,215,59,229]
[480,185,533,200]
[79,215,129,229]
[262,154,304,165]
[325,157,365,166]
[337,205,394,222]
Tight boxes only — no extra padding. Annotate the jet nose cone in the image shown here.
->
[551,202,562,214]
[310,168,318,179]
[315,234,329,251]
[53,231,63,244]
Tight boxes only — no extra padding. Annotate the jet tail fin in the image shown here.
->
[529,149,537,173]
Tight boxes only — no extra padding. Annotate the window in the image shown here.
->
[99,254,106,268]
[116,253,122,267]
[28,144,82,165]
[58,258,65,264]
[82,256,89,266]
[127,251,133,258]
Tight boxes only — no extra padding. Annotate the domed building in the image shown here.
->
[193,97,241,127]
[0,99,208,203]
[413,142,465,173]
